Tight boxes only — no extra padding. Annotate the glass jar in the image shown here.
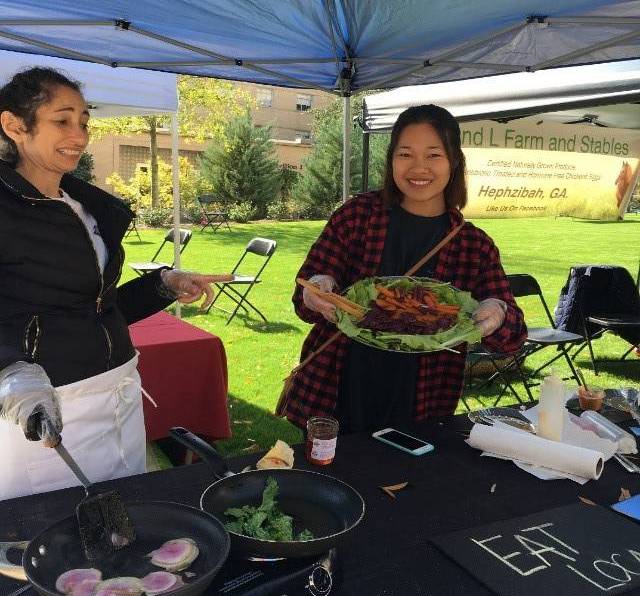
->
[306,416,339,465]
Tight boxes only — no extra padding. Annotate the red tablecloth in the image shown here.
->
[129,311,231,441]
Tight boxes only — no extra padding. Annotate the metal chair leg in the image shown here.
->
[585,334,599,375]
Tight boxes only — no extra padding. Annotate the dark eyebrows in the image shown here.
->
[396,144,444,151]
[52,106,90,117]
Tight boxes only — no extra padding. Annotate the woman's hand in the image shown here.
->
[303,274,338,322]
[473,298,507,337]
[0,362,62,447]
[161,270,234,310]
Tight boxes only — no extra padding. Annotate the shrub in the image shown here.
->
[266,197,309,221]
[228,202,257,223]
[266,200,290,221]
[106,157,213,213]
[138,207,173,228]
[182,203,204,224]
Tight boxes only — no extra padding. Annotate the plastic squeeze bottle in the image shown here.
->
[537,375,566,442]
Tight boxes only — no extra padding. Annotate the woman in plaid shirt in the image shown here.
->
[283,105,526,433]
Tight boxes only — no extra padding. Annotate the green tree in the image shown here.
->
[72,151,95,183]
[280,165,300,198]
[199,110,282,219]
[291,95,388,218]
[90,76,251,207]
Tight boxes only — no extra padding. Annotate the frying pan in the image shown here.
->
[170,427,365,559]
[1,502,229,596]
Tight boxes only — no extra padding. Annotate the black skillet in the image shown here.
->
[15,502,229,596]
[170,427,365,559]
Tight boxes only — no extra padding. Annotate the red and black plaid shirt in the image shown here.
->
[282,192,526,429]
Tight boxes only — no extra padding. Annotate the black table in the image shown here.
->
[2,415,640,596]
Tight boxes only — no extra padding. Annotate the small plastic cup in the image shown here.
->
[578,386,605,411]
[306,416,339,465]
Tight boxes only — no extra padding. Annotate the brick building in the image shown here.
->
[88,82,333,193]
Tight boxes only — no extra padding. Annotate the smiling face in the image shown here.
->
[5,84,89,196]
[391,122,451,216]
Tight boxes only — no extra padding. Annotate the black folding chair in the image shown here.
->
[198,195,231,233]
[205,237,277,324]
[121,197,141,241]
[464,273,584,407]
[565,265,640,375]
[464,347,531,408]
[128,228,192,276]
[124,217,141,242]
[507,274,584,387]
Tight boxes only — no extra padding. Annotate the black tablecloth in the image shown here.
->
[2,414,640,596]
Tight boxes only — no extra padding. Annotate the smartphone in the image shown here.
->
[371,428,434,456]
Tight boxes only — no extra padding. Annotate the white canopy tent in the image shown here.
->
[360,59,640,191]
[0,49,177,117]
[0,51,186,311]
[362,59,640,132]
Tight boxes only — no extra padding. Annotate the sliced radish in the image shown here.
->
[93,577,144,596]
[71,579,101,596]
[149,538,199,572]
[141,571,183,594]
[55,568,102,594]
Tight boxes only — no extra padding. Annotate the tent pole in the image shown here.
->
[171,111,181,318]
[361,131,370,193]
[342,95,351,201]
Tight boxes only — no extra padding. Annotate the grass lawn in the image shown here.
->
[120,214,640,457]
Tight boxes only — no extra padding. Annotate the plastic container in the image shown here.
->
[580,410,638,454]
[306,416,339,465]
[577,386,604,411]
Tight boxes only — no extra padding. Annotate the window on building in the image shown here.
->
[294,130,312,142]
[296,94,312,111]
[256,88,273,108]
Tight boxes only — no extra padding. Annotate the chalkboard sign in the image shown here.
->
[432,503,640,596]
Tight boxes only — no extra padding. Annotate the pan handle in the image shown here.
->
[0,541,28,581]
[169,427,234,480]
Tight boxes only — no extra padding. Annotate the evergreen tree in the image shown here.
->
[199,110,282,219]
[291,95,388,218]
[72,151,95,183]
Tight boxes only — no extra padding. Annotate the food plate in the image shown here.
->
[335,276,481,353]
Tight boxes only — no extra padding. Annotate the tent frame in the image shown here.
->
[0,6,640,199]
[4,15,640,92]
[5,8,640,202]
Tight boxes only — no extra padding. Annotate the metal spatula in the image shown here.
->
[38,415,136,560]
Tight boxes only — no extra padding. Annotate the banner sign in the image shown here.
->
[459,121,640,219]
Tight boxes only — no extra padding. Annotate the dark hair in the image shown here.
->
[0,67,82,166]
[381,104,467,210]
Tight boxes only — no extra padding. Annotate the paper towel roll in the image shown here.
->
[468,423,604,480]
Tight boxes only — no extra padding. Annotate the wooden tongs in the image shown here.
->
[296,278,366,319]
